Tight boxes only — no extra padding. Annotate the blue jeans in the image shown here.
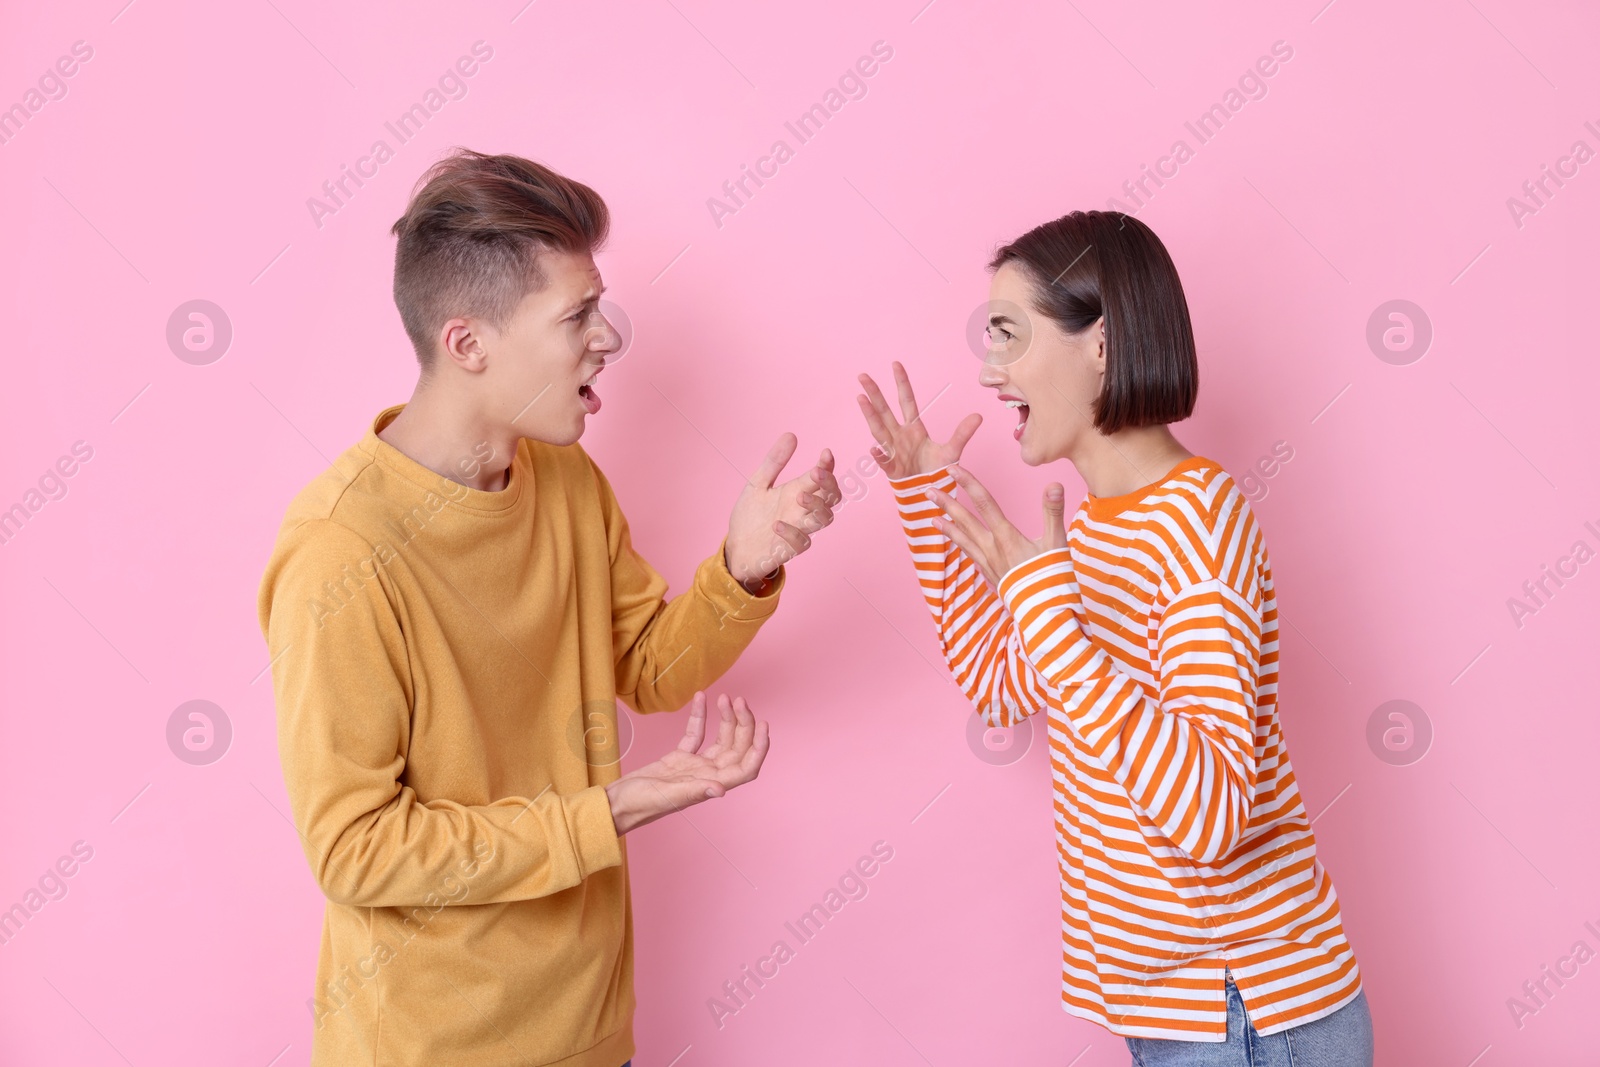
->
[1125,971,1373,1066]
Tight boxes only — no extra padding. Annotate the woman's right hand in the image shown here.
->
[856,361,982,479]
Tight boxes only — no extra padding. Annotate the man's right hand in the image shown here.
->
[856,361,982,479]
[604,691,769,837]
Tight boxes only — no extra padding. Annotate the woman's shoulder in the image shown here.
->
[1145,455,1253,529]
[1154,457,1269,591]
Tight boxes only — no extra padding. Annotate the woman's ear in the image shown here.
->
[1090,316,1108,377]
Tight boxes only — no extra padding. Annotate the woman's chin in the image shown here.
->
[1018,433,1064,467]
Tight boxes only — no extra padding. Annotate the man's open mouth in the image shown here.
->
[579,375,602,414]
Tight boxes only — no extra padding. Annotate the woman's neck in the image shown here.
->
[1065,425,1193,498]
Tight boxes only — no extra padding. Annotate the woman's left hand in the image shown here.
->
[927,464,1069,587]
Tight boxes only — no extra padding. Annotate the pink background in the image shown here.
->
[2,0,1597,1063]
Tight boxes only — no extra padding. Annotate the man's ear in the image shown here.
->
[439,317,491,374]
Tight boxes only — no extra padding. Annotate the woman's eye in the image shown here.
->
[985,325,1012,345]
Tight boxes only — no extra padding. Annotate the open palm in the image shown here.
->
[604,692,769,835]
[856,361,982,479]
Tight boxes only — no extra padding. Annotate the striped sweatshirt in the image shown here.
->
[890,456,1362,1040]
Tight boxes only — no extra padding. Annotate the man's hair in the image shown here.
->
[988,210,1197,434]
[390,148,610,372]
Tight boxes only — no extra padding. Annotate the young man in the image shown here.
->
[256,149,839,1067]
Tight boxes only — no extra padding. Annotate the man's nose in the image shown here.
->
[584,311,621,360]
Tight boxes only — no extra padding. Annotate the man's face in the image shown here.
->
[480,249,621,446]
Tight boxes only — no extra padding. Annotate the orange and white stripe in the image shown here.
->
[891,457,1362,1039]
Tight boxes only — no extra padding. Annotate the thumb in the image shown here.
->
[750,432,798,490]
[1041,483,1067,548]
[672,778,726,804]
[947,412,983,455]
[643,777,724,815]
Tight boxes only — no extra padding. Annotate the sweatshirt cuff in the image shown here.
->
[701,536,786,620]
[568,784,623,879]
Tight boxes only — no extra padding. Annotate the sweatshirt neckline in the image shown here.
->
[1084,455,1213,520]
[362,404,527,513]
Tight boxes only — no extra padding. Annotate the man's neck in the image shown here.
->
[378,386,517,493]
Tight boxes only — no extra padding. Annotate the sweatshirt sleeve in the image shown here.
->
[258,518,623,909]
[996,547,1262,865]
[888,466,1056,728]
[587,455,785,715]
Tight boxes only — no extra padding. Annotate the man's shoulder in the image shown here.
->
[272,441,387,540]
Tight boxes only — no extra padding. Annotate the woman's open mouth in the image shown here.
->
[1002,396,1029,441]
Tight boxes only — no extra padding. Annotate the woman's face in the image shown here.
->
[978,262,1105,466]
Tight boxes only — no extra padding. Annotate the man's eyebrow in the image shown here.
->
[562,284,607,315]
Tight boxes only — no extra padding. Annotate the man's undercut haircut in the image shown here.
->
[989,210,1197,434]
[391,147,610,372]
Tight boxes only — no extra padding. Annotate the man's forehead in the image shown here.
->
[545,252,602,297]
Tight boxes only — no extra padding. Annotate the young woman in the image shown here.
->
[854,211,1372,1066]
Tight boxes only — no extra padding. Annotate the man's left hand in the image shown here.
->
[725,433,839,589]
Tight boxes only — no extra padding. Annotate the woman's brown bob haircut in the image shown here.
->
[391,148,610,371]
[988,210,1197,434]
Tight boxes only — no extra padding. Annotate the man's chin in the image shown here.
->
[511,418,585,448]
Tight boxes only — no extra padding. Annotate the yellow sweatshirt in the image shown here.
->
[255,404,785,1067]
